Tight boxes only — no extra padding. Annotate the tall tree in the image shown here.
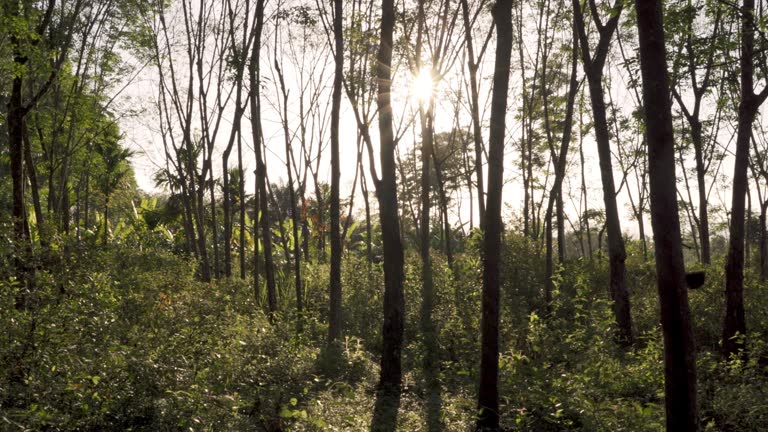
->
[4,0,83,278]
[222,0,254,278]
[460,0,491,226]
[544,6,580,309]
[572,0,633,345]
[370,0,405,429]
[634,0,700,428]
[668,0,724,265]
[328,0,343,342]
[248,0,277,316]
[722,0,768,359]
[477,0,512,429]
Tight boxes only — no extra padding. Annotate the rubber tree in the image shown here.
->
[477,0,513,429]
[634,0,700,428]
[572,0,633,345]
[722,0,768,359]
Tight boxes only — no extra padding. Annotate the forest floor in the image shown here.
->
[2,237,768,431]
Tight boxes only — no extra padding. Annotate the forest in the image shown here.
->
[2,0,768,430]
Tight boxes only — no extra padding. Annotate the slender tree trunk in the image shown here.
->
[433,156,454,270]
[9,76,28,247]
[746,188,752,267]
[370,0,405,428]
[249,0,277,317]
[557,188,565,263]
[23,120,45,245]
[223,99,247,279]
[760,203,767,282]
[275,59,303,315]
[361,168,373,265]
[692,123,712,264]
[328,0,343,342]
[578,97,593,259]
[84,164,90,231]
[460,0,485,225]
[237,133,246,279]
[477,1,512,429]
[573,0,632,345]
[545,19,579,309]
[223,162,233,277]
[193,174,211,282]
[634,0,700,428]
[103,195,110,246]
[723,0,767,360]
[254,177,261,301]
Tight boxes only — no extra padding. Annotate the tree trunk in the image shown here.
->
[723,0,767,360]
[460,0,485,225]
[578,97,593,259]
[760,203,767,282]
[192,174,211,282]
[746,188,752,268]
[9,76,28,247]
[433,156,454,270]
[275,59,303,315]
[103,194,110,246]
[573,0,632,345]
[634,0,700,428]
[692,122,712,264]
[477,1,512,430]
[23,120,45,245]
[370,0,405,428]
[249,0,277,317]
[253,176,260,302]
[328,0,343,342]
[545,18,579,309]
[238,131,246,279]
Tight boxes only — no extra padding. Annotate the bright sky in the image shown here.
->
[114,0,767,243]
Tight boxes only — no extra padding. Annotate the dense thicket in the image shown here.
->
[2,0,768,430]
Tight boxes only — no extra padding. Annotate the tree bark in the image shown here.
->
[328,0,343,342]
[274,57,303,315]
[477,1,512,429]
[460,0,485,225]
[573,0,633,345]
[634,0,700,428]
[545,17,579,309]
[722,0,768,360]
[23,120,45,246]
[249,0,277,317]
[370,0,405,429]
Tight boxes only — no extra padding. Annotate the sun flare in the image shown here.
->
[411,67,435,104]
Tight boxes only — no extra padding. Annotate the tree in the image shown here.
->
[328,0,343,342]
[95,127,134,245]
[370,0,405,429]
[248,0,277,315]
[477,0,513,429]
[459,0,492,227]
[634,0,700,428]
[722,0,768,360]
[572,0,633,345]
[4,0,83,283]
[749,119,768,281]
[273,18,304,315]
[667,0,725,265]
[544,3,580,309]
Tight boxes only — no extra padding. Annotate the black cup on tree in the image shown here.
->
[685,271,706,290]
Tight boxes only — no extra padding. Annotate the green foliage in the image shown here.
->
[3,225,768,430]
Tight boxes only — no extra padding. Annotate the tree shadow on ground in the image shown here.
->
[370,382,401,432]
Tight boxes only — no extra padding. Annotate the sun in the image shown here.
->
[410,67,435,104]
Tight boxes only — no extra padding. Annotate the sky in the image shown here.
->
[113,0,768,243]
